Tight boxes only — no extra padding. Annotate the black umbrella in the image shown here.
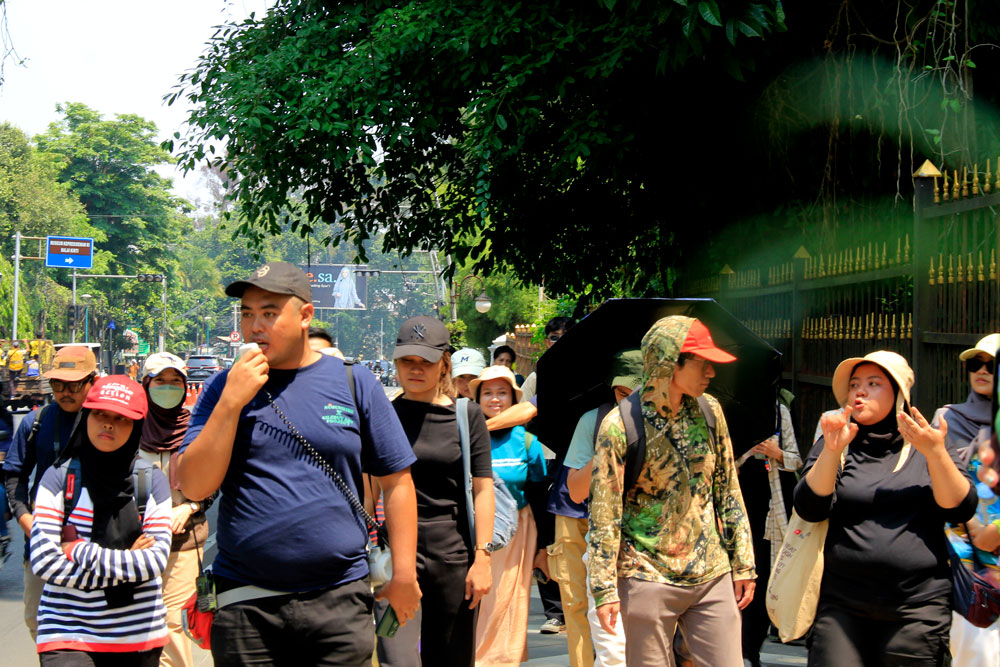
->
[532,298,782,458]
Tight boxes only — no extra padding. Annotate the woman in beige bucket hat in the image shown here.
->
[793,350,976,665]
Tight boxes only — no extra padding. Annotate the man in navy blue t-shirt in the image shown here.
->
[178,262,420,666]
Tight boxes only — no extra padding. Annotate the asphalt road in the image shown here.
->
[0,405,807,666]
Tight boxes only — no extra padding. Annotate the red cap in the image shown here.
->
[83,376,148,420]
[680,320,737,364]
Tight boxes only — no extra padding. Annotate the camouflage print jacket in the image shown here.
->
[587,316,756,607]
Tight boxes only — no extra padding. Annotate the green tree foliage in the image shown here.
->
[35,103,188,266]
[169,0,786,302]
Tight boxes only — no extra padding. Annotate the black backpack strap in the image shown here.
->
[620,393,645,502]
[696,395,717,448]
[131,459,154,520]
[61,458,84,526]
[27,403,51,455]
[344,360,357,406]
[593,401,614,446]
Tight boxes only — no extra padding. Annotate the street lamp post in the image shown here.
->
[80,294,93,343]
[450,275,492,322]
[204,316,212,353]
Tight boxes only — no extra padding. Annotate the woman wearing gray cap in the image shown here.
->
[376,316,495,667]
[795,351,975,665]
[933,334,1000,667]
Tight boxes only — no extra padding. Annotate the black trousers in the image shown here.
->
[211,577,374,666]
[807,592,952,666]
[40,649,161,667]
[377,516,478,667]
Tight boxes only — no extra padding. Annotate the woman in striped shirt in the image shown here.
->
[29,375,172,666]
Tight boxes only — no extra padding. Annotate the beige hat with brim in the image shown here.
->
[831,350,915,471]
[958,333,1000,361]
[469,365,523,403]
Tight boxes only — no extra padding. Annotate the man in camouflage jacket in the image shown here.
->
[588,315,755,667]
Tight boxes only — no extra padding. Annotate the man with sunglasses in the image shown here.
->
[2,345,96,640]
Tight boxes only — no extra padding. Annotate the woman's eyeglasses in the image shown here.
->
[547,334,562,343]
[50,377,93,393]
[966,358,995,374]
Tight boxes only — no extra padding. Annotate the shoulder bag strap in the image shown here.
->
[455,397,476,539]
[620,392,645,502]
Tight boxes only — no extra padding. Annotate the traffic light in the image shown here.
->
[67,305,81,328]
[136,273,165,282]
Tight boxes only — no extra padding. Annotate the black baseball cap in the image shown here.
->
[225,262,312,302]
[393,316,450,362]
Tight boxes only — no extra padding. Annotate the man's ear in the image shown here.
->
[300,301,314,329]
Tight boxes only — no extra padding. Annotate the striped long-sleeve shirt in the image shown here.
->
[30,462,172,654]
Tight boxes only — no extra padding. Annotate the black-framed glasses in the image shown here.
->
[966,358,996,374]
[50,376,94,393]
[547,334,562,343]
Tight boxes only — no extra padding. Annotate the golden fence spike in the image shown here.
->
[874,243,881,269]
[948,254,955,283]
[891,313,897,339]
[938,252,945,284]
[979,251,985,282]
[882,242,887,268]
[987,159,994,194]
[968,253,974,283]
[897,237,902,264]
[867,313,874,339]
[907,313,913,339]
[818,255,825,278]
[973,164,980,195]
[943,170,950,201]
[996,156,1000,191]
[929,256,936,286]
[991,249,997,281]
[957,253,964,282]
[962,166,969,198]
[905,234,911,263]
[877,313,883,340]
[953,169,961,199]
[868,242,874,271]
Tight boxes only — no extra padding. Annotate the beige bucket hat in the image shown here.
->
[958,333,1000,361]
[469,365,523,403]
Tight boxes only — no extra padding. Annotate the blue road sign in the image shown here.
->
[45,236,94,269]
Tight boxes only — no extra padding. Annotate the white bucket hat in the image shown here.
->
[468,365,523,403]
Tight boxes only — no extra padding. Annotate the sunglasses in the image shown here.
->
[966,358,995,374]
[50,376,94,393]
[547,334,562,343]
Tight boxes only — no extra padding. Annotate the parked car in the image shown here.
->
[184,354,223,382]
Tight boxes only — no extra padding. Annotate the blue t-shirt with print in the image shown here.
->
[180,355,416,591]
[490,425,547,510]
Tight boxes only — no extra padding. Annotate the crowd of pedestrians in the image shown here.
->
[0,260,996,666]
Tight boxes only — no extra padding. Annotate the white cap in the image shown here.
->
[142,352,187,380]
[451,348,486,378]
[959,334,1000,361]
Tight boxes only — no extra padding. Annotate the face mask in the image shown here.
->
[149,385,184,409]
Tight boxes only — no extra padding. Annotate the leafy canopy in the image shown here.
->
[169,0,785,298]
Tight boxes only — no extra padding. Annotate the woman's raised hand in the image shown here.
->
[898,408,946,456]
[820,406,858,454]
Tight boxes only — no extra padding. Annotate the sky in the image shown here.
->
[1,0,272,205]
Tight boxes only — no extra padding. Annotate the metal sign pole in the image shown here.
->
[71,270,78,343]
[160,278,167,353]
[12,231,20,339]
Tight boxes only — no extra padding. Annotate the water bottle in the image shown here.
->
[976,481,996,525]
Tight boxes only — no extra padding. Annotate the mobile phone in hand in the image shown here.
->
[375,604,400,638]
[532,567,550,584]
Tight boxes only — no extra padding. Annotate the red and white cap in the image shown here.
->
[83,375,148,420]
[680,320,737,364]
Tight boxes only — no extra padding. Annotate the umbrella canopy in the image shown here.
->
[532,298,782,458]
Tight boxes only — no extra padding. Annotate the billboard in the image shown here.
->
[300,264,369,310]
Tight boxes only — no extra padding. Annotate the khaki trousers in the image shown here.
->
[548,516,593,667]
[24,559,43,641]
[160,549,199,667]
[619,573,742,667]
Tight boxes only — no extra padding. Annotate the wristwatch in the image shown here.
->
[188,501,199,513]
[475,542,494,554]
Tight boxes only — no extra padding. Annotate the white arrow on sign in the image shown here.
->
[65,257,73,264]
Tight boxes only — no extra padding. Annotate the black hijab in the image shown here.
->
[58,407,145,549]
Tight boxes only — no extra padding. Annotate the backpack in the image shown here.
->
[59,457,155,526]
[619,392,717,501]
[456,397,519,550]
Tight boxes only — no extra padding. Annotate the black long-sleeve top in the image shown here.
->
[794,433,976,604]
